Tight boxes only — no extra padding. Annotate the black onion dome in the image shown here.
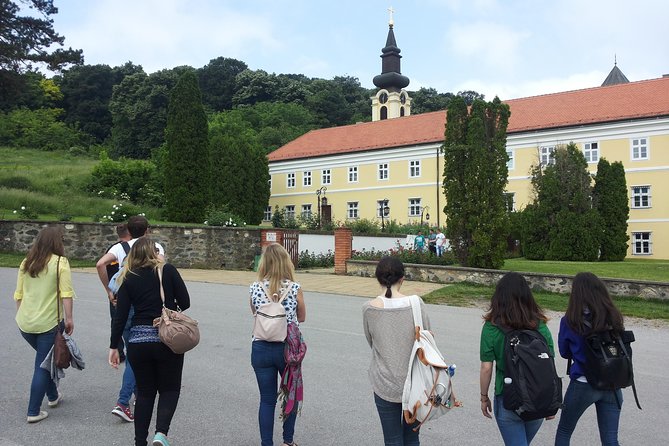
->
[373,25,410,91]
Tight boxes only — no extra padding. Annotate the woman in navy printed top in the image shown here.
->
[249,243,306,446]
[555,272,626,446]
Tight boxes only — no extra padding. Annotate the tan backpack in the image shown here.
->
[253,282,291,342]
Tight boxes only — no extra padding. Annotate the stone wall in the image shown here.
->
[347,260,669,300]
[0,220,262,270]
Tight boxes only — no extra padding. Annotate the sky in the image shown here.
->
[48,0,669,101]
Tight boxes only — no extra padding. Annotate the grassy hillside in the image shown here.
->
[0,147,160,221]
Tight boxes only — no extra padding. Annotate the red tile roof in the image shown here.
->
[269,76,669,162]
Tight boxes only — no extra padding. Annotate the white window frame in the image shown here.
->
[302,171,312,187]
[540,146,556,166]
[285,205,295,220]
[286,172,295,189]
[268,177,272,191]
[632,232,652,255]
[583,141,599,163]
[378,163,389,181]
[631,185,651,209]
[347,201,359,219]
[503,192,515,212]
[301,204,312,218]
[321,169,331,185]
[506,149,515,171]
[263,206,272,221]
[409,160,421,178]
[631,137,649,160]
[408,198,421,217]
[348,166,358,183]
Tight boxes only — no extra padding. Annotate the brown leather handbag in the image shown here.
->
[54,256,71,369]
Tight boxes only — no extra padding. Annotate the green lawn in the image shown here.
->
[0,252,95,268]
[502,258,669,282]
[424,282,669,320]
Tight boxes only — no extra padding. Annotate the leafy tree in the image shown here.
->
[197,57,247,112]
[209,113,270,224]
[443,96,510,268]
[521,143,602,261]
[0,0,82,72]
[0,107,82,150]
[593,158,629,260]
[109,66,190,159]
[164,70,210,223]
[57,62,143,142]
[410,87,454,114]
[457,90,486,106]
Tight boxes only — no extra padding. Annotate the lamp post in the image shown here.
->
[316,186,327,229]
[420,205,430,227]
[380,198,390,232]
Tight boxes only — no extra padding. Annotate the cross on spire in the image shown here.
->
[388,6,395,27]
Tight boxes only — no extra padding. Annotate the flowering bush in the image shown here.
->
[13,205,38,219]
[351,244,456,266]
[98,202,142,223]
[297,250,335,269]
[204,207,245,227]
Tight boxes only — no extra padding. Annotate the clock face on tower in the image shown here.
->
[400,92,406,104]
[379,92,388,104]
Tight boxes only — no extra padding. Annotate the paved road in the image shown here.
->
[1,267,667,445]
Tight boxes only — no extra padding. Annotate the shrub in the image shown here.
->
[98,202,142,223]
[12,205,38,219]
[87,151,158,204]
[297,250,334,269]
[343,218,380,234]
[0,176,33,191]
[352,244,456,266]
[204,206,245,227]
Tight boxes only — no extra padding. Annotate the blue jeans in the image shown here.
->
[251,341,297,446]
[118,310,136,406]
[494,395,543,446]
[20,326,59,416]
[374,393,420,446]
[555,379,622,446]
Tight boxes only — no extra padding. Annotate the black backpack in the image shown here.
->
[570,321,641,409]
[501,327,563,421]
[105,241,130,282]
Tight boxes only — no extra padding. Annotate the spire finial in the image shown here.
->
[388,6,394,28]
[614,53,617,66]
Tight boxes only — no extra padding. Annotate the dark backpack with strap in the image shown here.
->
[105,241,130,278]
[501,327,563,421]
[106,241,130,295]
[571,321,641,409]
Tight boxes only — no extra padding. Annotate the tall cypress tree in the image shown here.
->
[164,70,210,222]
[443,96,510,268]
[594,159,629,260]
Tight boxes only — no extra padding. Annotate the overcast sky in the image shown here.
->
[51,0,669,100]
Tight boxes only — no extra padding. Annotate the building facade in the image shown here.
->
[266,24,669,259]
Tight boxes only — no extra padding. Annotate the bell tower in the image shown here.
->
[371,7,411,121]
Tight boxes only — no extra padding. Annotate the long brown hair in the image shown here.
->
[23,226,65,278]
[566,272,624,334]
[117,236,163,286]
[484,272,548,329]
[257,243,295,296]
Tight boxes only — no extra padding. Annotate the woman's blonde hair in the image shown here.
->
[257,243,295,296]
[117,236,163,286]
[24,226,65,278]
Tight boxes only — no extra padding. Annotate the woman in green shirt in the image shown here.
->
[479,272,555,446]
[14,226,75,423]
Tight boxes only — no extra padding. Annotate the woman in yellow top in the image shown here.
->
[14,226,75,423]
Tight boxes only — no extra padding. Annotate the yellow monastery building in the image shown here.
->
[266,23,669,259]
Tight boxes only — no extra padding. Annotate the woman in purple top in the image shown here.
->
[555,272,626,446]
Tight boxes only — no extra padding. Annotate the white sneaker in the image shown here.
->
[27,411,48,423]
[48,392,63,408]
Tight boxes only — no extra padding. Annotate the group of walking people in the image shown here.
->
[14,217,630,445]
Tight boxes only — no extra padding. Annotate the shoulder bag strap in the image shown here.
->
[408,295,423,331]
[259,280,292,303]
[56,256,61,326]
[157,265,166,307]
[278,281,293,303]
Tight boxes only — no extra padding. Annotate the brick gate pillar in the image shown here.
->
[334,227,353,275]
[260,229,284,249]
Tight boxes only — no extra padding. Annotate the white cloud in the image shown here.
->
[447,22,531,74]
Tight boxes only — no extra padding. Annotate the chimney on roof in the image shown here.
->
[663,74,669,78]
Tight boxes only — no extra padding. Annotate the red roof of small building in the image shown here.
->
[268,76,669,162]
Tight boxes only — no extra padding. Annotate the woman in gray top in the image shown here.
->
[362,256,430,446]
